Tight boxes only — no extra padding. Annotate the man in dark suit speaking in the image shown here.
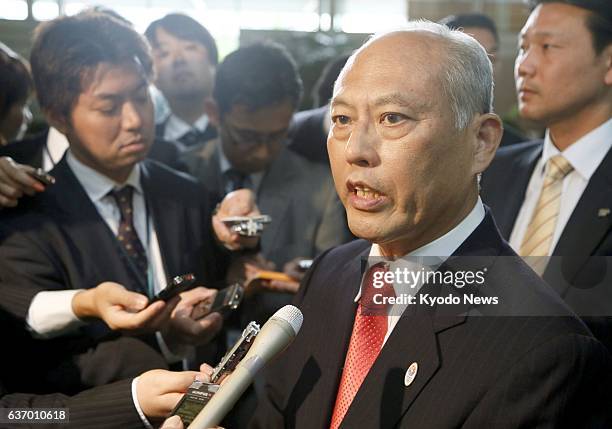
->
[247,21,612,428]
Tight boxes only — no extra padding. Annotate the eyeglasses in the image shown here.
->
[223,120,288,148]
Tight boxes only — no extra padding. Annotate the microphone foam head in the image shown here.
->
[272,305,303,335]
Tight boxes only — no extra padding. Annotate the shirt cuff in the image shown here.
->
[26,290,87,338]
[131,377,154,429]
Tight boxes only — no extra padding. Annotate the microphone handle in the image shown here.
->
[187,355,264,429]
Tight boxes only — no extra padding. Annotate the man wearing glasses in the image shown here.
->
[182,42,351,324]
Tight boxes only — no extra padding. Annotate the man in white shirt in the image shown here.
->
[145,14,218,150]
[0,10,258,397]
[481,0,612,350]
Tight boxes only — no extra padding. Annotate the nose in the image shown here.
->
[122,101,144,131]
[344,121,379,168]
[515,49,536,80]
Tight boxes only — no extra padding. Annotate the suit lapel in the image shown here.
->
[293,247,366,429]
[140,162,183,278]
[47,158,147,292]
[547,146,612,285]
[496,144,542,238]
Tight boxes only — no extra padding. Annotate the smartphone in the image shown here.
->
[152,273,197,302]
[27,168,56,186]
[191,283,244,320]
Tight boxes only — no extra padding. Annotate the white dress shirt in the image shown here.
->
[356,197,486,344]
[163,112,210,150]
[27,151,167,336]
[509,118,612,253]
[42,127,69,171]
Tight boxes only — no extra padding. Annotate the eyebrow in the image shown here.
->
[332,92,429,110]
[94,80,148,100]
[518,29,560,40]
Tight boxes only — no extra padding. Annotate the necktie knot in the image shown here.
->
[224,168,249,192]
[360,262,395,315]
[546,155,573,182]
[109,186,135,222]
[178,129,206,147]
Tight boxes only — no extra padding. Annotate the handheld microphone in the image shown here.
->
[187,305,303,429]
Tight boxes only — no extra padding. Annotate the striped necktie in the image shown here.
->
[519,154,573,274]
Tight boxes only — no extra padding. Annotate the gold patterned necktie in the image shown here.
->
[519,154,573,274]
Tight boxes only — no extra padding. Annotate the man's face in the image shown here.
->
[219,99,294,174]
[515,3,611,127]
[62,62,154,181]
[152,27,215,100]
[328,32,483,256]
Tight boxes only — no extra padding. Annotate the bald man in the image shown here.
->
[245,21,612,429]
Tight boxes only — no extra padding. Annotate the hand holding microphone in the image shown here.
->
[187,305,304,429]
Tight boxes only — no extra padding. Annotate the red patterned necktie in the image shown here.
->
[109,186,149,286]
[329,263,395,429]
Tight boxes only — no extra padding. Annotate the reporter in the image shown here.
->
[0,364,214,429]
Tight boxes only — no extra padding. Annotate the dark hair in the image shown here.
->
[213,42,303,116]
[439,13,499,44]
[312,53,351,107]
[145,14,218,66]
[0,42,32,118]
[527,0,612,54]
[30,11,153,122]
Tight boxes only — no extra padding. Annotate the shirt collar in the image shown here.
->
[164,113,210,141]
[356,197,485,302]
[66,150,142,203]
[542,117,612,181]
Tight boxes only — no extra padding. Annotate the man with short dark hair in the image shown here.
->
[0,10,256,394]
[145,14,218,149]
[182,42,350,323]
[481,0,612,350]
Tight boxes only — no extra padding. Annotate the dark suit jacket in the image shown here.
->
[481,141,612,350]
[0,378,144,429]
[0,128,187,172]
[0,157,229,392]
[247,212,612,428]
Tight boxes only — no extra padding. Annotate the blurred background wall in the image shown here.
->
[0,0,535,134]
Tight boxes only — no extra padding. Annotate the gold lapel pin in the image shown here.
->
[597,208,610,218]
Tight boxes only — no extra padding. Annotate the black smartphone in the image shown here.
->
[152,273,197,302]
[27,168,56,186]
[191,283,244,320]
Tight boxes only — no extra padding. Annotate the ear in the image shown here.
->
[44,109,70,136]
[603,44,612,86]
[204,98,221,128]
[471,113,503,175]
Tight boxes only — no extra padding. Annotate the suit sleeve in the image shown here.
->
[0,222,67,320]
[0,378,144,429]
[463,333,612,428]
